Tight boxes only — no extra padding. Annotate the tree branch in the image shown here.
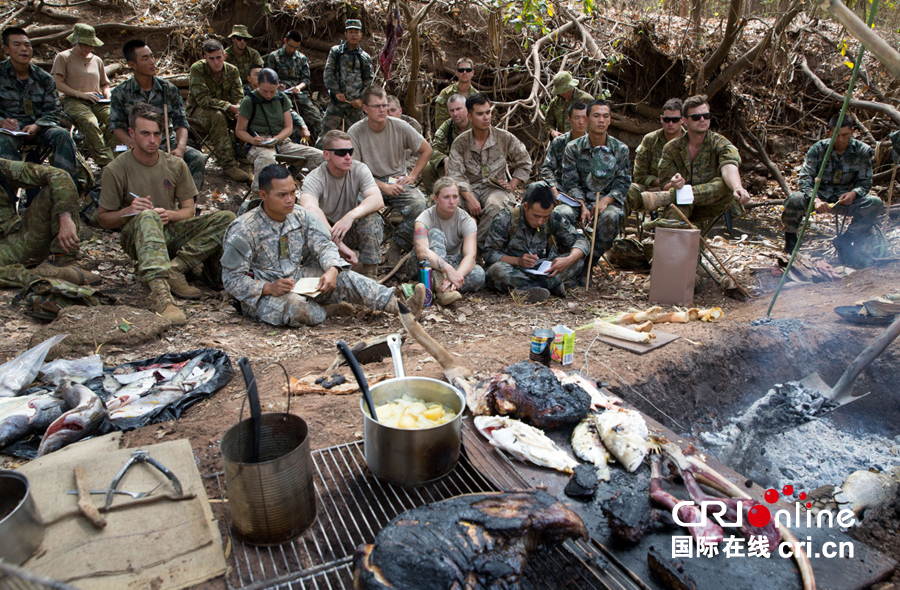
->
[798,54,900,125]
[696,0,744,92]
[29,22,178,45]
[735,115,792,199]
[819,0,900,79]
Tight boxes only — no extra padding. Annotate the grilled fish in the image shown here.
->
[0,395,67,450]
[36,381,106,457]
[594,408,649,473]
[552,370,622,410]
[571,415,611,481]
[474,415,578,473]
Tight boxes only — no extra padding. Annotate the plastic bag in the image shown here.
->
[0,334,67,397]
[40,354,103,385]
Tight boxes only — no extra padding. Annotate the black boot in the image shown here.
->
[784,232,798,254]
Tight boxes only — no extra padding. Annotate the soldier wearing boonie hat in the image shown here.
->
[545,71,592,139]
[225,24,264,84]
[320,18,373,138]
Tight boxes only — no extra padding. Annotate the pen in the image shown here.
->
[129,192,142,200]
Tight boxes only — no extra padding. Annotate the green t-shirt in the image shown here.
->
[238,90,291,136]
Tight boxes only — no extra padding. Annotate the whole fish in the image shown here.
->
[571,415,611,481]
[474,415,578,474]
[0,395,67,450]
[552,370,623,411]
[109,361,212,422]
[594,408,649,473]
[36,381,106,457]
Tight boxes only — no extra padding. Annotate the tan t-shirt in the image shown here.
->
[99,150,198,213]
[50,48,108,96]
[301,160,377,224]
[415,206,477,257]
[347,116,424,179]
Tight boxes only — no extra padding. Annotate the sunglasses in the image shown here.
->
[325,148,354,157]
[661,116,682,123]
[457,67,474,73]
[689,112,712,121]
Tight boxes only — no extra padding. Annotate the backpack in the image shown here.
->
[13,278,117,321]
[605,237,653,270]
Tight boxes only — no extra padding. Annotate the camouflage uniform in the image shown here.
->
[243,84,308,146]
[544,88,592,137]
[221,205,394,326]
[891,129,900,164]
[433,82,477,129]
[0,159,81,287]
[446,127,532,247]
[109,75,208,190]
[483,204,588,292]
[560,134,629,257]
[540,130,575,190]
[657,130,741,225]
[321,42,374,134]
[422,118,468,196]
[625,127,680,214]
[406,227,485,292]
[62,97,114,168]
[782,138,882,236]
[0,60,78,180]
[225,45,263,83]
[265,47,323,142]
[186,60,244,170]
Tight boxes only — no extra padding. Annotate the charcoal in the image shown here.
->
[648,547,697,590]
[565,464,599,498]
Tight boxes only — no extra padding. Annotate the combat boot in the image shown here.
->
[34,262,101,286]
[361,264,379,280]
[512,287,550,304]
[432,270,462,306]
[149,279,187,326]
[224,166,253,183]
[641,190,675,212]
[168,258,201,300]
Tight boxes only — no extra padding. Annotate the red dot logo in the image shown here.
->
[764,489,780,503]
[748,504,772,527]
[782,485,794,496]
[806,502,812,509]
[799,492,807,501]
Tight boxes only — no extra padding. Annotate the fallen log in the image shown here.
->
[29,22,178,45]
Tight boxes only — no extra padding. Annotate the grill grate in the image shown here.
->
[216,421,647,590]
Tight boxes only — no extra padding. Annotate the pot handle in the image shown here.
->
[237,361,293,422]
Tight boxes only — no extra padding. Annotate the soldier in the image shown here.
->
[298,130,384,279]
[50,24,113,169]
[434,57,478,129]
[545,71,593,139]
[624,98,684,214]
[222,164,425,327]
[110,39,207,190]
[186,39,252,183]
[782,114,883,258]
[321,20,374,135]
[560,99,630,284]
[244,63,310,146]
[348,85,431,263]
[447,93,532,248]
[225,25,263,85]
[98,103,235,325]
[540,101,587,197]
[0,27,78,180]
[409,177,484,306]
[483,183,587,301]
[0,158,100,288]
[265,30,323,144]
[422,93,470,196]
[235,68,323,195]
[652,94,750,229]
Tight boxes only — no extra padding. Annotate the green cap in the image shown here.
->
[229,25,253,39]
[67,23,103,47]
[551,71,578,96]
[345,19,362,30]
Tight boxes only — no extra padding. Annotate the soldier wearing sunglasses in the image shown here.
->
[434,57,477,129]
[624,98,684,215]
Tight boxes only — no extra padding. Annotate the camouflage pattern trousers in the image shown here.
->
[380,183,426,251]
[406,228,485,292]
[0,126,78,180]
[63,97,114,168]
[335,211,383,266]
[291,93,323,143]
[120,209,235,284]
[0,186,80,288]
[662,179,732,227]
[243,267,394,327]
[782,191,883,236]
[247,141,324,193]
[188,107,238,170]
[556,203,623,260]
[420,158,445,199]
[320,102,364,137]
[460,187,514,249]
[486,256,583,293]
[625,182,650,217]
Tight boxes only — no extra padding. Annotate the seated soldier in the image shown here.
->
[483,183,587,302]
[98,103,236,325]
[235,68,323,195]
[225,25,264,85]
[545,71,593,139]
[560,99,629,284]
[186,39,253,182]
[408,177,484,306]
[0,158,100,287]
[110,39,207,190]
[298,130,384,279]
[0,27,78,179]
[422,93,470,196]
[782,114,883,259]
[266,30,323,145]
[540,101,586,198]
[348,85,431,263]
[447,93,532,248]
[624,98,684,214]
[244,63,309,146]
[434,57,477,129]
[222,164,425,327]
[51,24,114,169]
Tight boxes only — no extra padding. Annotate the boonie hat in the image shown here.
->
[67,23,103,47]
[229,25,253,39]
[345,19,362,30]
[551,71,579,96]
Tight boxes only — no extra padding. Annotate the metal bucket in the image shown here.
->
[0,471,44,565]
[220,363,316,546]
[361,377,465,485]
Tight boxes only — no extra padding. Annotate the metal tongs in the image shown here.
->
[104,450,183,511]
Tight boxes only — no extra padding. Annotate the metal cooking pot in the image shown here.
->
[361,377,465,485]
[0,471,44,565]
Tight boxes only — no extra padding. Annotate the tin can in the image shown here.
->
[418,260,433,307]
[529,329,555,366]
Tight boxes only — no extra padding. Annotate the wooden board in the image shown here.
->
[597,329,680,354]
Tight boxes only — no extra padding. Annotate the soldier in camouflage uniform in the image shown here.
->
[222,164,424,326]
[110,39,207,190]
[0,28,79,180]
[321,20,374,136]
[186,39,252,183]
[225,25,264,84]
[545,71,593,139]
[540,101,587,197]
[0,158,100,288]
[782,114,882,255]
[266,30,323,144]
[483,183,587,301]
[624,98,684,214]
[422,93,469,196]
[244,64,310,147]
[433,57,477,129]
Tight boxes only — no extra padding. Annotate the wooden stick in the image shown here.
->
[378,251,411,285]
[163,104,171,153]
[584,192,601,291]
[885,163,897,233]
[74,465,106,528]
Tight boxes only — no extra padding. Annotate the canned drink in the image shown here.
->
[418,260,433,307]
[529,329,555,366]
